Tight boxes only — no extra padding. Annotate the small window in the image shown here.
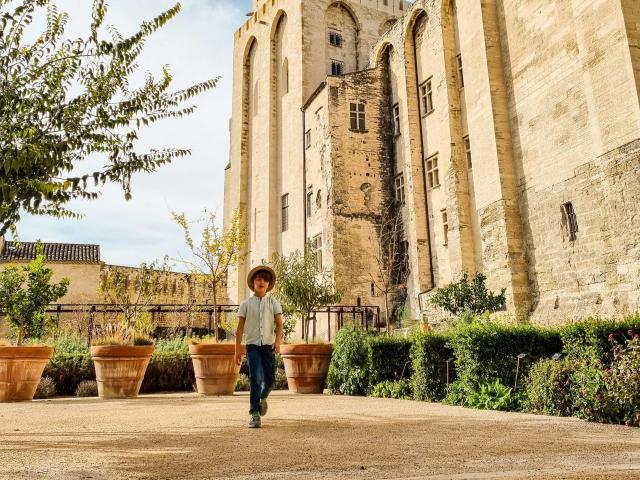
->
[394,173,405,204]
[464,135,472,169]
[281,194,289,232]
[421,78,434,115]
[456,54,464,89]
[306,187,313,218]
[316,190,322,209]
[393,103,401,136]
[350,102,366,131]
[330,60,344,76]
[441,209,449,246]
[426,155,440,189]
[312,234,323,270]
[562,202,578,241]
[305,129,311,149]
[329,30,343,47]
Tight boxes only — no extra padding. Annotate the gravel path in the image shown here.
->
[1,391,639,479]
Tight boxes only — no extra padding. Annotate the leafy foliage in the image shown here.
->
[141,336,193,393]
[43,334,94,394]
[560,316,640,362]
[327,326,370,396]
[75,380,98,397]
[172,209,246,340]
[272,245,342,342]
[523,359,573,416]
[431,273,506,317]
[466,379,519,411]
[0,0,218,234]
[371,379,413,400]
[34,376,56,399]
[368,335,411,387]
[0,242,69,344]
[235,373,250,392]
[409,330,453,402]
[444,322,561,406]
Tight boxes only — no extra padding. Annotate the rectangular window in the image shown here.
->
[330,60,344,76]
[456,54,464,89]
[393,103,401,136]
[441,209,449,246]
[464,135,472,169]
[312,234,323,270]
[394,173,405,204]
[305,129,311,150]
[306,187,313,218]
[421,78,434,115]
[562,202,578,241]
[281,194,289,232]
[426,155,440,189]
[329,30,343,47]
[350,102,366,131]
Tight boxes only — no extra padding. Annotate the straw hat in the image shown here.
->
[247,265,277,292]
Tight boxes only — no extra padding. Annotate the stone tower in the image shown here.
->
[224,0,409,303]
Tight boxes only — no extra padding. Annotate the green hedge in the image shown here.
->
[327,327,371,395]
[560,316,640,362]
[327,327,412,396]
[410,331,453,402]
[445,323,562,404]
[368,335,411,386]
[141,337,194,393]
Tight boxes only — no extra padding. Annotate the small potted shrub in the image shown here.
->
[0,243,69,401]
[189,314,242,395]
[90,317,155,399]
[272,247,342,394]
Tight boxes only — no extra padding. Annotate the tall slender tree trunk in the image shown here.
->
[212,280,219,341]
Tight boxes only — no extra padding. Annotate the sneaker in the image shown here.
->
[260,398,268,417]
[248,413,261,428]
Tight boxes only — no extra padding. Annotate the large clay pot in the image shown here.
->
[280,344,333,394]
[189,343,240,395]
[90,345,154,399]
[0,346,54,402]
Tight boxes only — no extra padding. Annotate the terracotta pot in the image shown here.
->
[0,346,54,402]
[90,345,154,399]
[189,343,241,395]
[280,344,333,394]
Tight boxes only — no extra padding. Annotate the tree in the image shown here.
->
[272,245,342,343]
[172,209,246,340]
[370,201,408,332]
[430,272,506,317]
[99,260,170,329]
[0,0,218,235]
[0,242,69,344]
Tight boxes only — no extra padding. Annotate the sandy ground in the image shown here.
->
[0,391,639,480]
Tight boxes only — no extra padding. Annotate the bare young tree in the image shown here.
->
[172,208,246,340]
[370,202,408,333]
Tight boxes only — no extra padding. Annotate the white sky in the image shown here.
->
[15,0,253,268]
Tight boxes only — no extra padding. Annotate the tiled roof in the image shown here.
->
[0,241,101,263]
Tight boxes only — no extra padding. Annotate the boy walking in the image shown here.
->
[235,265,283,428]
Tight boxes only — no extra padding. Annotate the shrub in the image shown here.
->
[524,359,573,416]
[466,379,519,411]
[236,373,250,392]
[410,331,453,402]
[275,368,288,390]
[605,336,640,426]
[560,316,640,362]
[368,335,411,387]
[34,376,56,399]
[141,337,194,393]
[371,379,413,400]
[75,380,98,397]
[43,336,94,395]
[445,322,561,406]
[430,273,505,317]
[327,326,370,395]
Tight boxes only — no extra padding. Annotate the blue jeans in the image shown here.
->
[246,344,276,414]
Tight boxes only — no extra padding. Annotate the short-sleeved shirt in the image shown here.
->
[238,294,282,346]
